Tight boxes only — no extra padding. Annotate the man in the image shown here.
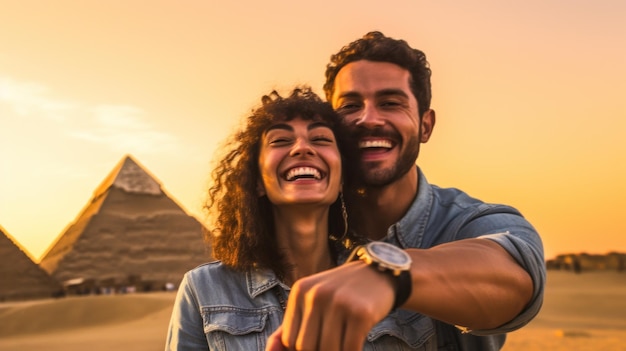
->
[267,31,545,351]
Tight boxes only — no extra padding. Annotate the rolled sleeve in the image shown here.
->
[475,227,546,335]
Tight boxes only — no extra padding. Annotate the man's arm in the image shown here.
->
[403,238,533,329]
[266,238,534,351]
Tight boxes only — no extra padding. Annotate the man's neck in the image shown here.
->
[353,167,419,241]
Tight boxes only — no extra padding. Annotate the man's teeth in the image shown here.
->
[359,140,392,149]
[286,167,322,181]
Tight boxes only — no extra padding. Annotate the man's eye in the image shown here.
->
[337,103,360,112]
[381,100,401,107]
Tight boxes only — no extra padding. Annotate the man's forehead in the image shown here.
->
[332,60,412,99]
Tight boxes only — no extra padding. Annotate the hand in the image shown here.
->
[266,326,286,351]
[266,261,396,351]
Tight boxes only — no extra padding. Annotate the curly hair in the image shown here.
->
[204,86,357,279]
[323,31,432,117]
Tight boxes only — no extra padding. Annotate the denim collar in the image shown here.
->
[384,167,433,249]
[245,268,287,299]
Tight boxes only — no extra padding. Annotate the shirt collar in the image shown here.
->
[246,267,288,299]
[385,167,433,249]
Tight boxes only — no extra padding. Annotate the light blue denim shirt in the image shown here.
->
[165,167,545,350]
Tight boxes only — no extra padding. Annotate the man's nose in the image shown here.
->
[355,104,384,128]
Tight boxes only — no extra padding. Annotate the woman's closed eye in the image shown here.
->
[268,137,292,146]
[311,135,334,144]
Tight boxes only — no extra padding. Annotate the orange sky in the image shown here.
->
[1,1,625,262]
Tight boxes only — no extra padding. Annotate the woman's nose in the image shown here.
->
[290,138,315,156]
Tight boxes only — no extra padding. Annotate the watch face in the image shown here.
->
[368,242,410,266]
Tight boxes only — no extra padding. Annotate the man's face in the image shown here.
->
[330,60,434,187]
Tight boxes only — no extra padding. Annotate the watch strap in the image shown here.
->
[392,269,412,310]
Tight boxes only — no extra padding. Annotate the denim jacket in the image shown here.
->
[165,168,545,350]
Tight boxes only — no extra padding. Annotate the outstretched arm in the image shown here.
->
[266,238,534,351]
[403,238,532,329]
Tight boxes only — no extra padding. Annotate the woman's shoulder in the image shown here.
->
[181,262,281,309]
[186,260,238,279]
[183,260,249,294]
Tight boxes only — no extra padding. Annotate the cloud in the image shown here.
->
[0,77,76,121]
[69,104,180,154]
[0,76,181,155]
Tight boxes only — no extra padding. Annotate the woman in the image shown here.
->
[165,86,360,350]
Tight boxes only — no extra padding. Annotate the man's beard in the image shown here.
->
[360,135,420,188]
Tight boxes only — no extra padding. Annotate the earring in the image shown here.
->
[340,192,348,239]
[329,192,351,248]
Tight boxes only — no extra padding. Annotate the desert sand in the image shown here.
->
[0,271,624,351]
[504,271,626,350]
[0,293,176,351]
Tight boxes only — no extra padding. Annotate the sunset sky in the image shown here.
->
[1,1,625,262]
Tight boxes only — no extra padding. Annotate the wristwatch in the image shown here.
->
[348,241,412,310]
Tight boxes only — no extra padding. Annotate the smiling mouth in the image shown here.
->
[359,139,394,150]
[285,167,323,181]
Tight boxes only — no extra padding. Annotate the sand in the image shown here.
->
[504,271,626,350]
[0,293,176,351]
[0,271,624,350]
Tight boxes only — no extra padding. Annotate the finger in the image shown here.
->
[282,281,304,349]
[295,285,324,351]
[342,310,371,350]
[265,326,286,351]
[319,306,344,351]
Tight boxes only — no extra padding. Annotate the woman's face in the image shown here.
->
[258,117,342,207]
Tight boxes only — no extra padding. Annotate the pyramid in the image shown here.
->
[0,225,63,301]
[39,155,211,293]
